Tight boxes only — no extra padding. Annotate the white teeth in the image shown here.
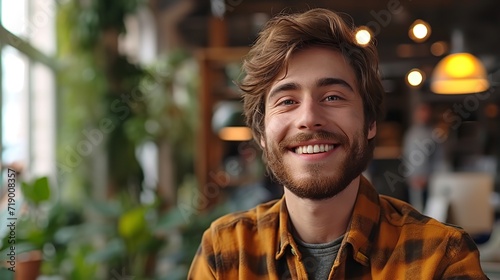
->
[307,146,313,153]
[294,144,335,154]
[314,145,320,153]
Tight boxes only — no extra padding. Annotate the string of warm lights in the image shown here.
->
[355,18,490,93]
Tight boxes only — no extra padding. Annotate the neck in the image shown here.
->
[284,176,361,244]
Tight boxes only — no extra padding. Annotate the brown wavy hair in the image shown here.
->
[239,8,385,148]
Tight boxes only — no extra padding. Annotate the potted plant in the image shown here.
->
[1,176,87,279]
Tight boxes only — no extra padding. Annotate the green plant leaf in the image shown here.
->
[118,207,148,239]
[20,181,35,203]
[155,208,188,231]
[85,238,126,263]
[32,176,51,203]
[21,177,51,205]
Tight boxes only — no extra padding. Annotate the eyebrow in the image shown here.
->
[317,77,354,92]
[268,77,354,100]
[268,82,299,100]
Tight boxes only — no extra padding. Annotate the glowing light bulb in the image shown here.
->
[355,27,371,46]
[409,20,431,43]
[407,69,425,87]
[413,24,428,39]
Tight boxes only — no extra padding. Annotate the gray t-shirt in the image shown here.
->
[295,235,344,280]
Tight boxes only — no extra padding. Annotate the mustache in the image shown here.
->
[278,130,349,151]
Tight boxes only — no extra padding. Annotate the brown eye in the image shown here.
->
[280,99,296,106]
[325,95,341,102]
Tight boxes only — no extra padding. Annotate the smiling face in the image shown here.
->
[262,46,377,200]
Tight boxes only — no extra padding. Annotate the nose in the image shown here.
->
[296,99,325,130]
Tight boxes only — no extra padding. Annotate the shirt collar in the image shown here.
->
[275,197,294,260]
[275,175,381,265]
[344,175,381,265]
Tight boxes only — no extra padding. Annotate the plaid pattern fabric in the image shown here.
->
[188,176,488,279]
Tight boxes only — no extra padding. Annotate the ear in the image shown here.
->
[367,121,377,140]
[260,137,266,148]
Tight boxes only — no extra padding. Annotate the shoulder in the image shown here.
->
[378,194,466,235]
[368,196,484,279]
[208,198,281,233]
[376,195,480,257]
[192,199,282,278]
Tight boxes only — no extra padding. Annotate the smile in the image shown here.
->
[294,144,335,154]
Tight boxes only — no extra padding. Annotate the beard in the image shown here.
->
[264,129,373,200]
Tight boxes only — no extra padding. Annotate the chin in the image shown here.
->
[283,175,353,200]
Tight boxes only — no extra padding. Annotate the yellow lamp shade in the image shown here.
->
[431,53,490,94]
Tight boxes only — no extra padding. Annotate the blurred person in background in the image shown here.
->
[403,102,447,212]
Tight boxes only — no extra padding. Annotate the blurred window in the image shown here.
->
[1,0,56,180]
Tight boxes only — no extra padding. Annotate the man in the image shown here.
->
[403,103,447,212]
[189,8,487,279]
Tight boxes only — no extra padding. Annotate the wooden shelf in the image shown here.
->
[196,47,250,211]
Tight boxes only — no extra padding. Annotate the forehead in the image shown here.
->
[268,46,358,95]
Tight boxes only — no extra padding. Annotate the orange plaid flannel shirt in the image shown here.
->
[188,176,488,279]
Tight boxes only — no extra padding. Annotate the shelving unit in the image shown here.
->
[196,47,250,210]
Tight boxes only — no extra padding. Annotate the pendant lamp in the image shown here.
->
[212,101,252,141]
[431,30,490,94]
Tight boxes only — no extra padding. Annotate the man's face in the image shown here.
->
[262,46,376,200]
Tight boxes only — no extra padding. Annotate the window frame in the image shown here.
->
[0,0,57,180]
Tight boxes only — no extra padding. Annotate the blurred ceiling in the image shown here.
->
[175,0,500,80]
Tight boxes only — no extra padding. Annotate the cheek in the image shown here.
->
[264,125,280,144]
[341,110,367,136]
[265,115,289,142]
